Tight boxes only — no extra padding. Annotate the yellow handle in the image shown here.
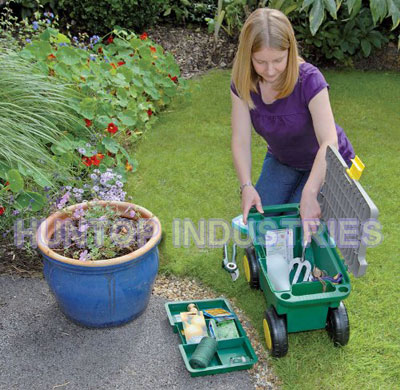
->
[346,155,365,180]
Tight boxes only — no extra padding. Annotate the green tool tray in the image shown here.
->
[165,298,258,377]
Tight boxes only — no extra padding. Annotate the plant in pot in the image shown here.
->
[36,199,162,328]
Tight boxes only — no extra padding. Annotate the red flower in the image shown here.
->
[107,36,114,44]
[150,46,156,53]
[140,32,148,40]
[125,161,133,171]
[107,123,118,134]
[117,61,125,66]
[0,206,4,216]
[110,63,117,70]
[5,181,9,186]
[96,153,104,161]
[147,109,153,117]
[91,156,100,166]
[84,118,92,127]
[168,74,178,83]
[82,157,92,167]
[107,151,115,157]
[47,54,56,60]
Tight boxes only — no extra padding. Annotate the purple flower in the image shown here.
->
[59,42,68,47]
[26,38,32,43]
[90,35,100,44]
[57,191,70,209]
[12,210,20,216]
[78,222,88,233]
[32,21,39,30]
[46,19,51,24]
[116,181,123,188]
[93,185,99,192]
[73,206,85,219]
[79,250,89,261]
[89,54,96,61]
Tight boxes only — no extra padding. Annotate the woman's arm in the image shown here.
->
[231,90,264,223]
[301,87,338,242]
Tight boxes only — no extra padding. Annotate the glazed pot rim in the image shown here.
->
[36,200,162,267]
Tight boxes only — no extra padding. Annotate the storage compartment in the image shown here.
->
[216,338,255,366]
[181,343,223,367]
[165,298,258,377]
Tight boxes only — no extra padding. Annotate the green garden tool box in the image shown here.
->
[234,145,379,357]
[165,298,258,377]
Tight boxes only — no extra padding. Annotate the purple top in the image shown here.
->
[231,62,355,169]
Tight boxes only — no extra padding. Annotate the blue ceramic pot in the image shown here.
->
[37,201,162,328]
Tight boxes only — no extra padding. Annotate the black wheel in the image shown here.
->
[243,246,259,289]
[326,302,350,346]
[263,307,288,358]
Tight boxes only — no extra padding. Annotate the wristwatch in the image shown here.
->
[239,181,253,195]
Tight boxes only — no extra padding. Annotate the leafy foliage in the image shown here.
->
[0,48,89,212]
[55,0,163,35]
[0,6,186,237]
[162,0,217,24]
[295,7,390,65]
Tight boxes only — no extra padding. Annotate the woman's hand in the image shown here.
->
[242,186,264,224]
[300,191,321,244]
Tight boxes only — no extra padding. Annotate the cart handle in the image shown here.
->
[248,203,300,218]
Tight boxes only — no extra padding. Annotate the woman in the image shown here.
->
[231,8,354,242]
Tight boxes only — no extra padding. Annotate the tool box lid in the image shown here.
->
[318,146,379,278]
[165,298,257,377]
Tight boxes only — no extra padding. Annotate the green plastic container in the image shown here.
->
[248,203,351,333]
[235,146,379,357]
[165,298,258,377]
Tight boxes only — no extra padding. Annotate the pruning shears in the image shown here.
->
[222,243,239,281]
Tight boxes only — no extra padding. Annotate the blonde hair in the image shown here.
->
[232,8,302,109]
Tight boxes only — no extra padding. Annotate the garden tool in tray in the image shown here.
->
[222,243,239,281]
[289,238,312,284]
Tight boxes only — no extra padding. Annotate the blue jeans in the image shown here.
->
[255,152,311,206]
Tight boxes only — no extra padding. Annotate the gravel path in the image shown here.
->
[0,274,280,390]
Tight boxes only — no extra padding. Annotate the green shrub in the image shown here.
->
[0,46,90,217]
[0,8,187,236]
[0,0,55,19]
[162,0,217,25]
[295,7,390,66]
[56,0,164,35]
[205,1,398,48]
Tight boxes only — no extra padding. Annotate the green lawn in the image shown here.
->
[127,69,400,389]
